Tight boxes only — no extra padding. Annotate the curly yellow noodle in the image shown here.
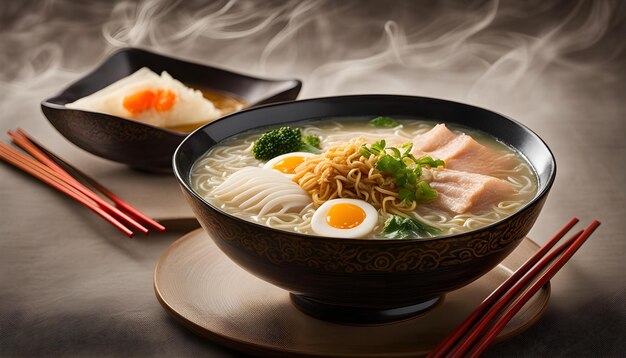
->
[291,138,416,215]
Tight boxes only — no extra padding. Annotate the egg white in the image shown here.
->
[311,199,378,239]
[263,152,316,178]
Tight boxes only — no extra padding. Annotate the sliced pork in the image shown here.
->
[413,123,457,152]
[413,124,516,176]
[426,168,516,214]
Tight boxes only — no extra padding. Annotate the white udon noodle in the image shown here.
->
[191,120,538,238]
[211,167,312,216]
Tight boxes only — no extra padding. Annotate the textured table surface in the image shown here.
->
[1,1,624,356]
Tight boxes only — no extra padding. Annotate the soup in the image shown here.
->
[190,119,537,239]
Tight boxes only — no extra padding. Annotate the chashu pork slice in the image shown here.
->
[426,168,516,214]
[412,124,517,176]
[413,123,458,152]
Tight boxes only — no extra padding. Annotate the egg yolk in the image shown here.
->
[273,156,305,174]
[123,89,176,115]
[326,203,366,229]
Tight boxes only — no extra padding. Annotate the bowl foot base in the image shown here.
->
[289,293,442,325]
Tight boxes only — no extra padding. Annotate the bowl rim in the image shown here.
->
[40,46,303,137]
[173,94,556,244]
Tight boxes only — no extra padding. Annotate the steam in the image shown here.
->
[0,0,624,127]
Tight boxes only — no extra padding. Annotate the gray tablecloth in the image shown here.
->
[1,1,624,356]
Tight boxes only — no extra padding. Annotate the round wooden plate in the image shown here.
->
[154,229,550,357]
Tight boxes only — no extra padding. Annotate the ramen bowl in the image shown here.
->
[173,95,556,324]
[41,47,302,172]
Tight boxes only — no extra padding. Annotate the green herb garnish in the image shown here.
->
[369,116,400,128]
[358,139,386,157]
[359,141,443,205]
[377,215,441,239]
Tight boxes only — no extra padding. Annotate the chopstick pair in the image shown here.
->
[0,129,165,238]
[427,218,600,358]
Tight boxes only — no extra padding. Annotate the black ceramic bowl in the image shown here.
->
[174,95,556,324]
[41,47,302,172]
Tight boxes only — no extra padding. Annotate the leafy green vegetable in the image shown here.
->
[369,116,400,128]
[300,134,322,153]
[252,127,321,160]
[302,135,321,149]
[377,215,441,239]
[359,141,444,205]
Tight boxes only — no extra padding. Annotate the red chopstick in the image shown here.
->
[8,130,150,235]
[428,219,601,357]
[428,217,579,357]
[14,129,165,232]
[0,143,135,237]
[465,220,600,357]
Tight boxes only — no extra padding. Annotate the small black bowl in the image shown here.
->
[173,95,556,324]
[41,47,302,172]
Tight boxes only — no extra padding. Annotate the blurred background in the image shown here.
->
[1,0,624,356]
[2,0,625,110]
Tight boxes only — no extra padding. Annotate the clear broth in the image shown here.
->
[191,119,539,238]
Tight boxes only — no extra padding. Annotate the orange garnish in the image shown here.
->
[123,90,156,115]
[123,89,176,115]
[153,89,176,112]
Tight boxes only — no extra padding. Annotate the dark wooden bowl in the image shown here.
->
[41,47,302,172]
[173,95,556,324]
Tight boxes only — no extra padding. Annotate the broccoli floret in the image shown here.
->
[252,127,322,161]
[252,127,302,161]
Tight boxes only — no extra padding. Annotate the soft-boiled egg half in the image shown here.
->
[311,199,378,238]
[263,152,316,178]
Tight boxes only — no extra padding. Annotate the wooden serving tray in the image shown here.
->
[154,229,550,357]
